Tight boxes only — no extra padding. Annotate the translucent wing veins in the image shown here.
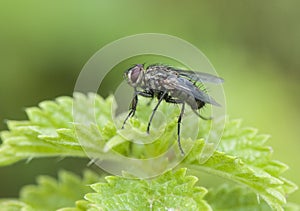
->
[175,69,224,84]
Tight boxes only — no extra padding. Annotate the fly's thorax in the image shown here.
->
[125,64,145,87]
[144,68,171,91]
[144,74,163,91]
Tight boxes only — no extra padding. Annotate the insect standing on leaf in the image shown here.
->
[122,64,224,154]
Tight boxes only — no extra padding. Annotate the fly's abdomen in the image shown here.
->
[169,89,200,109]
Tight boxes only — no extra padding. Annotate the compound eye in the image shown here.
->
[130,65,142,83]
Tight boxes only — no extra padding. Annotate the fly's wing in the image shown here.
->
[164,76,221,106]
[174,69,224,84]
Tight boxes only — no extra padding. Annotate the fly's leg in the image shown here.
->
[192,109,212,120]
[122,93,138,129]
[138,90,154,98]
[177,103,185,155]
[122,89,154,129]
[164,96,182,104]
[164,97,185,155]
[146,91,167,134]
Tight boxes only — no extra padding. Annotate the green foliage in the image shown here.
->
[206,184,300,211]
[0,170,99,211]
[0,93,298,210]
[83,168,210,211]
[182,120,298,210]
[206,184,271,210]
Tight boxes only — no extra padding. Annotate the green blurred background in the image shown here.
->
[0,0,299,203]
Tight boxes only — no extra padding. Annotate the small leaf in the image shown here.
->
[19,170,100,211]
[85,168,211,211]
[206,184,300,211]
[205,184,272,210]
[183,138,298,210]
[0,199,31,211]
[0,93,115,166]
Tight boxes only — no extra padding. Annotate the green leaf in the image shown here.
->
[21,170,99,211]
[206,184,271,211]
[206,184,300,211]
[0,199,31,211]
[0,170,100,211]
[0,93,182,164]
[22,170,99,210]
[84,168,211,211]
[216,119,298,207]
[217,119,289,177]
[0,93,114,166]
[0,93,298,210]
[183,138,298,210]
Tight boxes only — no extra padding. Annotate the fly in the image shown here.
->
[122,64,224,154]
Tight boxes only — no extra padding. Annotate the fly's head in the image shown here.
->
[124,64,145,87]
